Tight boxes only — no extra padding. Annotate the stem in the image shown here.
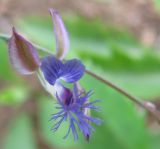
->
[1,33,160,123]
[86,70,160,123]
[0,33,53,54]
[0,33,9,42]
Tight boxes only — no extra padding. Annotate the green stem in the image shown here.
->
[0,33,52,54]
[0,33,9,42]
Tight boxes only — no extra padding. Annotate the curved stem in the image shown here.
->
[86,70,160,123]
[0,33,53,54]
[0,33,9,42]
[1,33,160,123]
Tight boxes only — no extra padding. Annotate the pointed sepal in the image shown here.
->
[8,28,41,75]
[49,8,69,60]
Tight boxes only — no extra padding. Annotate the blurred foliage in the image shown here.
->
[1,13,160,149]
[154,0,160,10]
[3,113,37,149]
[0,86,29,105]
[0,40,16,81]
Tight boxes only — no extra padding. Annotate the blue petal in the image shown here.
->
[78,90,94,104]
[79,120,92,138]
[73,84,80,99]
[51,113,67,132]
[84,115,102,126]
[55,83,73,106]
[40,55,63,85]
[70,117,79,140]
[50,110,64,121]
[60,59,85,83]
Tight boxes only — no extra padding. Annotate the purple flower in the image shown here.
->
[7,7,102,141]
[38,9,102,141]
[40,55,85,85]
[50,84,101,141]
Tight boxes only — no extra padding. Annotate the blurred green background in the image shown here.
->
[1,0,160,149]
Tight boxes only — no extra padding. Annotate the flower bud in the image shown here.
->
[49,8,69,60]
[8,27,41,75]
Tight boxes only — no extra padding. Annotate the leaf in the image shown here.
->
[0,86,29,105]
[150,133,160,149]
[0,40,16,81]
[154,0,160,11]
[3,113,37,149]
[79,75,150,149]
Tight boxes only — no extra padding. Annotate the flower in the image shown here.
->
[50,84,102,141]
[7,8,102,141]
[40,55,85,85]
[38,9,102,141]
